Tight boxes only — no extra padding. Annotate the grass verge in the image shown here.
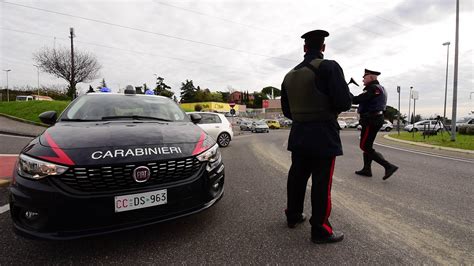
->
[0,101,70,124]
[389,131,474,150]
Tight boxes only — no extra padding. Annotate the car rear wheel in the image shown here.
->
[385,127,392,132]
[217,132,231,147]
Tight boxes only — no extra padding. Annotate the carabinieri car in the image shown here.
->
[9,87,225,240]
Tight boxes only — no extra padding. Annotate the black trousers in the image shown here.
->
[359,115,391,168]
[287,153,335,237]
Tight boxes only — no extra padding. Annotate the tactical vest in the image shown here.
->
[283,59,337,122]
[357,84,387,114]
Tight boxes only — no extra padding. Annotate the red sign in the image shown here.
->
[229,102,236,108]
[262,100,269,109]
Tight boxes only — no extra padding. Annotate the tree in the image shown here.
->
[261,86,280,99]
[34,47,101,99]
[180,80,197,103]
[100,78,107,88]
[384,106,399,123]
[154,76,174,98]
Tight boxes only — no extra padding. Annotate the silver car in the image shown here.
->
[404,120,443,132]
[251,121,270,133]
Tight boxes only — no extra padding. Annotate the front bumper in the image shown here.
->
[9,162,224,240]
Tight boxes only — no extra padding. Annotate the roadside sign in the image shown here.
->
[229,102,235,108]
[262,100,269,109]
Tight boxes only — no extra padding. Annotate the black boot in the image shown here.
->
[371,151,398,180]
[355,153,372,177]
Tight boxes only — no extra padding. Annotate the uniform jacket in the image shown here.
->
[352,80,387,115]
[281,50,352,157]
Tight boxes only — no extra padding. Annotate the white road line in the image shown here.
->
[0,133,33,139]
[0,204,10,214]
[375,142,474,164]
[0,154,19,156]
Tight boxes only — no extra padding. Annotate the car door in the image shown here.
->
[197,113,221,140]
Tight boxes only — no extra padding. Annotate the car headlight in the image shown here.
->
[17,154,69,180]
[196,144,222,172]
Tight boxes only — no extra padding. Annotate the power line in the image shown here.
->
[2,1,297,63]
[1,27,274,77]
[154,1,281,35]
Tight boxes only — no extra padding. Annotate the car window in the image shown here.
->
[199,114,221,124]
[62,94,188,122]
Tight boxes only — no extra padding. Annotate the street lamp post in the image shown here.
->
[397,86,401,135]
[450,0,460,141]
[408,86,413,123]
[3,69,11,102]
[442,42,450,126]
[33,64,40,97]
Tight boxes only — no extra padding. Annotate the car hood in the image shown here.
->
[23,121,214,166]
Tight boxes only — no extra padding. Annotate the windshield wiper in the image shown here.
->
[101,115,172,122]
[60,118,101,122]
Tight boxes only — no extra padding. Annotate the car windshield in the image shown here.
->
[60,94,189,122]
[457,117,471,123]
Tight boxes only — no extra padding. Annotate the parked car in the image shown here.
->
[187,112,233,147]
[240,121,253,131]
[265,119,281,129]
[348,121,359,128]
[404,120,443,132]
[16,95,34,101]
[10,90,224,240]
[380,120,393,131]
[356,120,393,132]
[456,116,474,128]
[251,121,270,133]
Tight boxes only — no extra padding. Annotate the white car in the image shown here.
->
[337,120,347,129]
[356,120,393,131]
[187,112,233,147]
[404,120,443,132]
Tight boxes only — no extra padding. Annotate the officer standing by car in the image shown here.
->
[281,29,352,244]
[352,69,398,180]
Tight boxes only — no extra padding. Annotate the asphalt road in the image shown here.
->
[0,130,472,264]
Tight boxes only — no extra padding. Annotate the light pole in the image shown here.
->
[33,64,40,97]
[3,69,11,102]
[450,0,460,141]
[408,86,413,123]
[397,86,401,135]
[442,42,450,126]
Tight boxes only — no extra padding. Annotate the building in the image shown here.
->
[229,91,254,104]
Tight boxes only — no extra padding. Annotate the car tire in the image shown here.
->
[217,132,231,147]
[385,127,392,132]
[413,128,418,132]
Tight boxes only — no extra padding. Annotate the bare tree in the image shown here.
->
[34,47,101,99]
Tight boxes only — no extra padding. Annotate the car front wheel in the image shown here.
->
[385,127,392,132]
[217,132,231,147]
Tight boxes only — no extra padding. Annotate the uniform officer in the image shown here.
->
[281,29,352,244]
[352,69,398,180]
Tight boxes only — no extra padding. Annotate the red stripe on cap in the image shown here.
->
[192,132,207,156]
[39,132,75,165]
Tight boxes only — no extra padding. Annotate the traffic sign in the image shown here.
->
[229,102,236,108]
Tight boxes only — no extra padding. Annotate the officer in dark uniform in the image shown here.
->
[281,29,352,244]
[352,69,398,180]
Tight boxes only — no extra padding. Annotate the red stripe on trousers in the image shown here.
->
[360,125,370,152]
[322,157,335,235]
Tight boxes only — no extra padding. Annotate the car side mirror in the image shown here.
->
[189,113,202,124]
[39,111,57,125]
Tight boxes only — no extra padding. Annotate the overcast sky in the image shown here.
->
[1,0,473,118]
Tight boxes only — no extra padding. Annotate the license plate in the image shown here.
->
[114,189,167,213]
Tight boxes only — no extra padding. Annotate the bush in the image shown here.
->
[194,104,202,111]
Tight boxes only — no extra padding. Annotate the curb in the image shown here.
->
[0,179,11,188]
[0,113,49,127]
[384,135,474,154]
[0,130,39,138]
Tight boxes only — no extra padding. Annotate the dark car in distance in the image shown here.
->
[9,88,225,240]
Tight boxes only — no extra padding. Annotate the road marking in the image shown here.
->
[0,154,19,156]
[0,204,10,214]
[375,142,474,164]
[0,133,33,139]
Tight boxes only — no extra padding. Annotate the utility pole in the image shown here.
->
[397,86,401,135]
[33,64,40,97]
[70,27,76,99]
[450,0,459,141]
[3,69,11,102]
[408,86,413,123]
[442,42,450,126]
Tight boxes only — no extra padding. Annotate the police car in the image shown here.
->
[9,87,225,239]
